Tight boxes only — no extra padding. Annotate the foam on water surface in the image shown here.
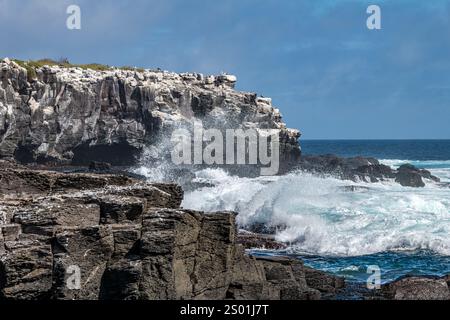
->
[182,166,450,257]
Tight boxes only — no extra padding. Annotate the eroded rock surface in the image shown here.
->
[0,59,300,172]
[0,162,341,300]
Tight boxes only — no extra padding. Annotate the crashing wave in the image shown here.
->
[181,167,450,257]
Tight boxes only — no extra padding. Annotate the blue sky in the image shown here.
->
[1,0,450,139]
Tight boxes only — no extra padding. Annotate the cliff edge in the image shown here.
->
[0,58,300,170]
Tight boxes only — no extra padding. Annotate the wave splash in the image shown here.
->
[182,166,450,257]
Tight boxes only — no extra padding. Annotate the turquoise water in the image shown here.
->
[251,250,450,284]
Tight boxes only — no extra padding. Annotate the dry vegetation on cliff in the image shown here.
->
[11,58,145,81]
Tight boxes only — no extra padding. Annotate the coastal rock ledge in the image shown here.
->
[0,58,300,171]
[0,161,341,300]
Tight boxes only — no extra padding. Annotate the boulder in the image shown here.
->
[298,155,440,188]
[395,164,426,187]
[304,267,345,295]
[256,256,321,300]
[382,276,450,300]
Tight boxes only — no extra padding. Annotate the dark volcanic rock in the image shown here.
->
[382,276,450,300]
[0,59,300,173]
[139,208,237,300]
[237,231,287,250]
[227,251,322,300]
[395,164,439,187]
[0,239,53,299]
[304,266,345,296]
[254,256,321,300]
[89,161,112,172]
[396,166,425,187]
[52,226,114,300]
[298,155,440,187]
[298,154,393,183]
[0,163,336,300]
[353,164,395,182]
[244,222,287,235]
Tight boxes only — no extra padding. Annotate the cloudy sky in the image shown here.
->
[1,0,450,139]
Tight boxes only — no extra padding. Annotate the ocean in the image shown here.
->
[137,140,450,284]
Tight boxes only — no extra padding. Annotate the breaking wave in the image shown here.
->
[181,165,450,257]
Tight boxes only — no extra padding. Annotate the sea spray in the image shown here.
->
[181,168,450,256]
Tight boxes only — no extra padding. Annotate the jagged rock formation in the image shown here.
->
[298,155,440,187]
[1,58,440,186]
[0,58,300,171]
[0,161,342,300]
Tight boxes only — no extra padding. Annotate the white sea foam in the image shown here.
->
[380,159,450,182]
[380,159,450,168]
[182,168,450,257]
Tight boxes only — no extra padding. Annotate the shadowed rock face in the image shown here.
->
[0,59,300,171]
[0,161,341,300]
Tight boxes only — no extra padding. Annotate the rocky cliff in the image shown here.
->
[0,161,343,300]
[0,58,300,170]
[1,161,449,300]
[1,58,448,300]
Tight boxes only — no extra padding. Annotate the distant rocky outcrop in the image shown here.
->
[0,161,342,300]
[298,155,440,187]
[0,58,300,173]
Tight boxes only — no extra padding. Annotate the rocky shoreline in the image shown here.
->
[297,154,441,188]
[1,58,449,300]
[1,161,449,300]
[0,160,346,300]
